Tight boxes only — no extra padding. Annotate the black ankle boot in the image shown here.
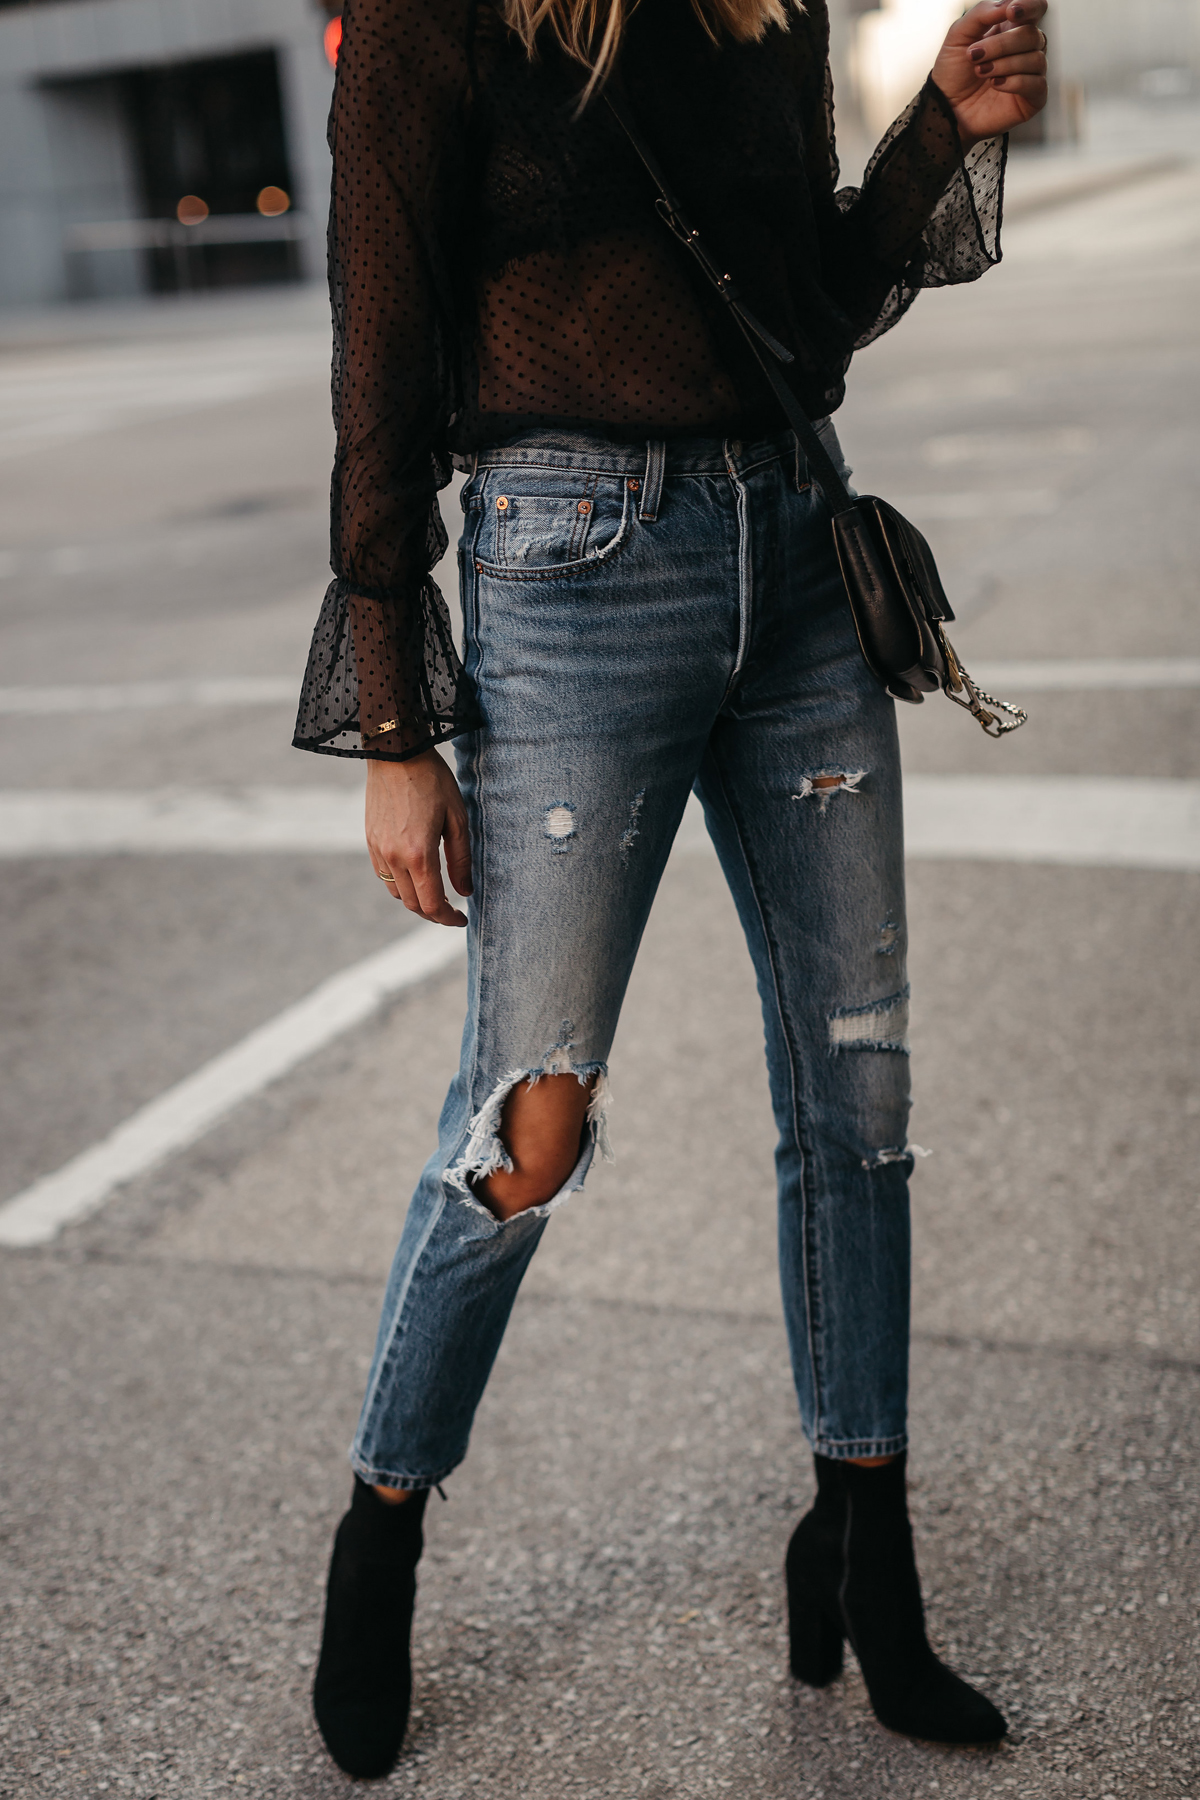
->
[786,1453,1006,1745]
[313,1478,429,1777]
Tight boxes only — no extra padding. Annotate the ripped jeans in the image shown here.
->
[351,425,912,1488]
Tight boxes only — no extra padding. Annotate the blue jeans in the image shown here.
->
[352,426,912,1488]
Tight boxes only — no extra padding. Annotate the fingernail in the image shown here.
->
[993,73,1007,84]
[1010,3,1025,16]
[976,60,994,73]
[970,43,986,60]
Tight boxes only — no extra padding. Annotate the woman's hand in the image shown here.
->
[366,750,472,928]
[932,0,1049,150]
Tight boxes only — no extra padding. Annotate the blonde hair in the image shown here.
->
[500,0,797,102]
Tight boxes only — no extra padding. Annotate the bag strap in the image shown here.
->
[604,88,855,513]
[606,90,1028,740]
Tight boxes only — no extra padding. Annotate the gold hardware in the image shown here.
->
[496,495,509,510]
[364,717,398,737]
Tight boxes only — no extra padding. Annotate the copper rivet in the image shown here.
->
[628,478,640,491]
[496,495,508,510]
[475,559,482,571]
[577,499,591,514]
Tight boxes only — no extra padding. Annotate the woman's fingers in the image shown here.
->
[971,24,1045,62]
[407,842,468,926]
[949,0,1046,47]
[970,22,1047,82]
[986,73,1048,101]
[364,749,470,928]
[973,51,1048,81]
[372,835,466,926]
[934,0,1049,143]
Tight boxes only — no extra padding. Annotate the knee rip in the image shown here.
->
[828,989,910,1055]
[792,769,867,814]
[862,1143,931,1173]
[447,1046,613,1222]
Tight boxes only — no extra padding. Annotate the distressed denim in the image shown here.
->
[351,425,913,1489]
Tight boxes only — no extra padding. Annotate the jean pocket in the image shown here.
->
[474,475,631,578]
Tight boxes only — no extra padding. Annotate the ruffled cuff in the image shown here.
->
[292,573,482,762]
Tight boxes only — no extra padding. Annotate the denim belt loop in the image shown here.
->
[640,439,666,522]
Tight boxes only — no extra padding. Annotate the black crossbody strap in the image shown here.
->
[604,89,856,514]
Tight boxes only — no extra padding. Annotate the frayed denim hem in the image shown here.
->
[348,1451,464,1494]
[810,1432,909,1461]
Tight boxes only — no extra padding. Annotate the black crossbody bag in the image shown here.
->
[606,91,1026,737]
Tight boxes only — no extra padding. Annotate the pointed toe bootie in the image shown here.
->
[786,1453,1007,1746]
[313,1478,428,1778]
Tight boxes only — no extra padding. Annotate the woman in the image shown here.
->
[294,0,1048,1775]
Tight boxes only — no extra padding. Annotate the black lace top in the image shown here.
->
[293,0,1005,762]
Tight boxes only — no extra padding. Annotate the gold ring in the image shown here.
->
[377,868,395,882]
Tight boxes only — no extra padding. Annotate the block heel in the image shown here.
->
[784,1454,1007,1747]
[785,1518,844,1684]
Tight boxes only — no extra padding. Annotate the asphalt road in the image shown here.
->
[1,150,1198,1799]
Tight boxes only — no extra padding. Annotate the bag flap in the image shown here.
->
[872,498,955,623]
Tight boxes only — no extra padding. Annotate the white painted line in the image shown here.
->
[967,658,1200,692]
[904,775,1200,871]
[674,777,1200,873]
[3,777,1199,870]
[0,926,466,1248]
[0,787,363,856]
[4,657,1192,721]
[0,677,299,716]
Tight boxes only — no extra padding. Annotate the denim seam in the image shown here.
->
[724,463,754,690]
[463,509,489,1139]
[702,747,827,1448]
[352,1181,450,1464]
[352,513,491,1472]
[472,431,800,480]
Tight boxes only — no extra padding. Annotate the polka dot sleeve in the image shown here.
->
[293,0,482,763]
[811,59,1005,352]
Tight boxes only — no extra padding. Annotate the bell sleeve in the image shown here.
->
[809,53,1006,351]
[293,0,483,761]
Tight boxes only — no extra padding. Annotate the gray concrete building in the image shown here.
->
[1,0,1196,311]
[0,0,335,307]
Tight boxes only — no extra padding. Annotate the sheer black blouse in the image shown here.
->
[293,0,1006,762]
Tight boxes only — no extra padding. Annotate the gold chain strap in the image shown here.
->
[937,629,1028,738]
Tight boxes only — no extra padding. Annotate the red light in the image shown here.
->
[324,16,342,66]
